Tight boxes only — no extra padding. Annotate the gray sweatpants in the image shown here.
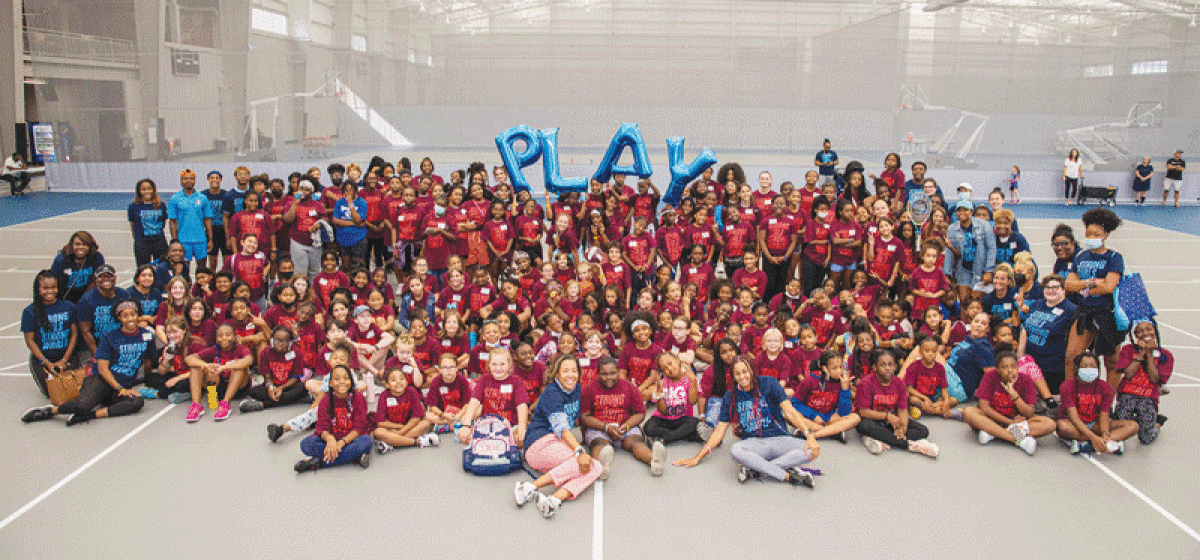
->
[730,435,813,481]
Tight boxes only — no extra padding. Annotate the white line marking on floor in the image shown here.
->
[1169,372,1200,383]
[0,255,134,260]
[0,320,20,332]
[1163,383,1200,388]
[1157,321,1200,342]
[593,480,603,560]
[0,228,129,234]
[0,403,176,531]
[1085,455,1200,543]
[0,362,25,371]
[0,211,87,232]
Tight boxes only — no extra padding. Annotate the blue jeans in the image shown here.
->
[301,434,373,467]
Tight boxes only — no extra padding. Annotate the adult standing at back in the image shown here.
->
[166,169,213,268]
[332,181,369,271]
[1063,149,1082,205]
[205,170,231,270]
[904,161,927,202]
[128,179,168,265]
[1163,149,1185,208]
[814,139,839,188]
[1132,157,1153,205]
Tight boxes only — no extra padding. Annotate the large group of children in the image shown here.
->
[18,148,1173,518]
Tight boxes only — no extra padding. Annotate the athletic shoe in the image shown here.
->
[514,481,538,507]
[294,457,321,473]
[786,467,815,489]
[947,408,964,421]
[137,387,158,400]
[1017,436,1037,456]
[862,436,886,455]
[417,433,440,448]
[1156,414,1168,427]
[213,401,231,421]
[1078,441,1096,455]
[21,406,54,423]
[185,402,205,423]
[65,410,94,427]
[239,398,264,413]
[832,430,848,444]
[737,465,763,483]
[1106,440,1124,455]
[649,439,667,477]
[696,421,714,443]
[357,450,371,469]
[978,430,995,445]
[909,439,939,458]
[597,445,614,481]
[1007,420,1030,442]
[536,493,561,518]
[167,392,192,404]
[1063,438,1081,455]
[267,423,284,443]
[375,440,394,455]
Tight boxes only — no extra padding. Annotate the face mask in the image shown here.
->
[330,175,344,186]
[1082,237,1103,250]
[271,189,284,199]
[1078,367,1100,383]
[958,191,971,201]
[434,205,446,216]
[278,271,294,281]
[817,211,829,220]
[1013,273,1027,286]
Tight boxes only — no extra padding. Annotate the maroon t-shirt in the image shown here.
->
[758,215,797,256]
[514,215,544,248]
[731,268,768,299]
[228,209,274,252]
[828,219,862,267]
[420,211,460,270]
[618,342,662,387]
[752,351,796,383]
[679,262,715,301]
[797,373,843,414]
[482,219,515,254]
[194,344,252,378]
[376,385,425,425]
[909,266,949,318]
[471,374,529,425]
[655,225,686,266]
[975,369,1036,418]
[803,220,832,262]
[869,236,903,280]
[1058,377,1114,424]
[905,360,948,398]
[262,305,298,330]
[426,373,471,411]
[622,232,657,270]
[288,198,327,246]
[798,306,846,347]
[722,221,757,259]
[580,379,646,425]
[854,374,908,414]
[514,360,547,403]
[437,284,471,314]
[314,392,368,440]
[389,202,425,243]
[258,346,303,385]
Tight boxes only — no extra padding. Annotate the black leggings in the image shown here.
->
[1064,177,1079,199]
[57,374,144,418]
[856,417,929,448]
[144,372,191,396]
[366,237,390,269]
[802,255,827,297]
[28,352,81,398]
[762,254,790,302]
[248,382,308,409]
[643,415,704,444]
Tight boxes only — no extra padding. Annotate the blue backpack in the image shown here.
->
[461,414,524,476]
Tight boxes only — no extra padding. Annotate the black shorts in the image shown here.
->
[1074,305,1126,356]
[208,225,228,257]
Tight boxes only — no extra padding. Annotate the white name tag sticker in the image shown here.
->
[284,351,295,360]
[770,219,778,225]
[142,332,153,341]
[309,210,317,217]
[318,279,328,285]
[398,215,405,221]
[452,295,462,301]
[500,224,508,231]
[480,352,490,362]
[1010,242,1017,249]
[439,386,449,394]
[629,241,637,248]
[387,397,397,407]
[579,358,591,367]
[500,384,512,394]
[481,288,490,295]
[1051,307,1064,316]
[507,304,517,311]
[701,232,709,238]
[442,340,451,346]
[255,215,263,220]
[365,331,375,339]
[1003,303,1012,310]
[690,267,698,274]
[824,313,833,321]
[887,245,896,251]
[848,229,856,236]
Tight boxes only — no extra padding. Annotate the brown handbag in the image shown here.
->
[46,368,86,406]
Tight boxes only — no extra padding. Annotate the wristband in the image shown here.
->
[574,446,586,456]
[703,444,713,454]
[454,420,463,430]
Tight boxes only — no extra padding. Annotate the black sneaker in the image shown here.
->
[786,467,815,489]
[357,450,371,469]
[65,410,95,427]
[239,398,264,413]
[737,465,763,483]
[21,406,55,423]
[833,430,848,444]
[267,423,284,443]
[1157,414,1168,427]
[294,457,322,473]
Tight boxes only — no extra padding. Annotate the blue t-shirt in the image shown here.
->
[203,188,227,227]
[524,380,581,450]
[1134,165,1153,190]
[50,252,105,302]
[333,196,369,247]
[994,232,1029,266]
[960,224,976,269]
[947,336,994,398]
[127,202,167,241]
[167,189,213,243]
[1073,249,1124,310]
[983,288,1017,319]
[77,287,130,342]
[154,259,191,289]
[718,376,790,439]
[95,327,156,388]
[21,299,76,361]
[1022,298,1076,375]
[815,150,838,176]
[222,188,249,223]
[129,287,163,318]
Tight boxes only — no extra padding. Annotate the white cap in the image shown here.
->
[957,182,973,192]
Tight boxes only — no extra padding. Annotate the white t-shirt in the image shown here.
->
[3,157,22,172]
[1063,159,1082,179]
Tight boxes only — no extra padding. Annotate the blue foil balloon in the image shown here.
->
[592,122,653,183]
[494,125,542,192]
[539,128,589,194]
[664,136,717,207]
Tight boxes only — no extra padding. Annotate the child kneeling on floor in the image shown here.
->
[374,366,438,454]
[295,365,372,472]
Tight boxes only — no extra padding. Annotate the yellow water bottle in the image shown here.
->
[206,383,218,409]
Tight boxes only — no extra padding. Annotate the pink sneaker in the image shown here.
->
[185,402,205,423]
[213,401,231,421]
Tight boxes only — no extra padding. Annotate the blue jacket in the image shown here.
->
[943,217,996,281]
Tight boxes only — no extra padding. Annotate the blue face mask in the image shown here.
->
[1078,367,1100,383]
[1082,237,1103,250]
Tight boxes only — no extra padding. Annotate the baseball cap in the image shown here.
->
[95,264,117,277]
[955,200,973,211]
[180,169,196,178]
[207,170,222,179]
[353,305,372,317]
[956,182,973,192]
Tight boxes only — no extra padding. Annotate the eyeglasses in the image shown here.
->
[439,365,457,370]
[1044,284,1064,291]
[1052,241,1072,248]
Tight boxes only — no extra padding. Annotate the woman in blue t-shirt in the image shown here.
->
[21,301,149,426]
[1063,209,1127,385]
[21,271,78,397]
[514,354,599,519]
[128,178,168,265]
[675,359,819,487]
[49,231,104,303]
[1018,274,1077,395]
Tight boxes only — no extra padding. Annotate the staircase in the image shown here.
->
[1057,102,1163,167]
[332,79,413,148]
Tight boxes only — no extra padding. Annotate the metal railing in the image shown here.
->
[23,27,138,66]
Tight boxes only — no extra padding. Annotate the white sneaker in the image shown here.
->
[1018,436,1037,456]
[649,439,667,477]
[863,436,886,455]
[978,430,996,445]
[597,445,614,481]
[418,433,440,448]
[514,481,538,507]
[696,422,714,442]
[1007,420,1030,442]
[375,440,394,455]
[536,493,561,518]
[1107,440,1124,455]
[909,439,940,458]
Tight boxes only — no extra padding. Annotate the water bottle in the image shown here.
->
[206,383,218,409]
